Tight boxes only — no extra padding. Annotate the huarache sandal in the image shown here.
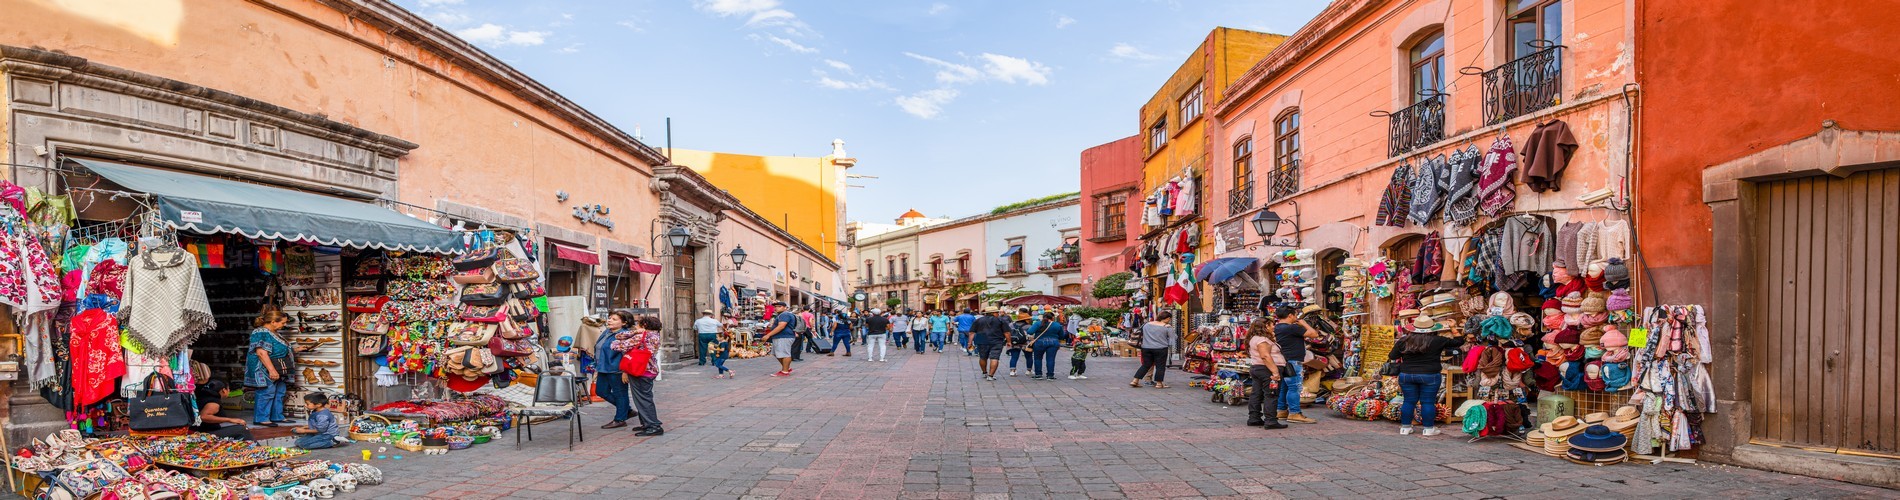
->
[319,368,336,385]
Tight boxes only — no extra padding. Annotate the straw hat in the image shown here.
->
[1423,293,1458,307]
[1541,416,1586,438]
[1342,258,1369,268]
[1525,430,1546,447]
[1405,316,1448,333]
[1396,308,1421,319]
[1580,412,1611,425]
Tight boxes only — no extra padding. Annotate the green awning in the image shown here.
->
[70,158,462,254]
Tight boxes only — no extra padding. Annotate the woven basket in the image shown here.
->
[350,414,394,441]
[392,434,425,452]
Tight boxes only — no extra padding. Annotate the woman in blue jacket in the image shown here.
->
[1027,312,1067,380]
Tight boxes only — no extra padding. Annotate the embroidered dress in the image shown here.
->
[19,233,63,314]
[1374,163,1413,227]
[1477,136,1519,216]
[0,232,27,307]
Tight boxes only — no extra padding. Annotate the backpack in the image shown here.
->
[1008,323,1030,345]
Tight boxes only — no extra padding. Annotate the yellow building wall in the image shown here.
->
[670,149,842,262]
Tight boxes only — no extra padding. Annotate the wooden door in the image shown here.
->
[674,251,698,359]
[1750,170,1899,457]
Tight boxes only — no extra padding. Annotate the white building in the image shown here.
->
[982,195,1083,298]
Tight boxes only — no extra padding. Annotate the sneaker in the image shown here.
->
[1009,370,1017,376]
[985,376,995,381]
[1068,375,1079,380]
[1263,422,1288,429]
[1399,426,1414,435]
[1421,427,1441,437]
[1077,375,1088,379]
[1285,414,1317,424]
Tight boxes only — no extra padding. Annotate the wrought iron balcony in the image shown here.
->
[1386,94,1446,157]
[1481,46,1564,125]
[1267,160,1300,202]
[1228,183,1253,216]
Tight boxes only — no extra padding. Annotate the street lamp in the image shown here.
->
[1250,209,1282,237]
[666,226,691,250]
[729,245,747,267]
[1249,200,1302,248]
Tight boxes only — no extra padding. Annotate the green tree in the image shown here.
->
[1092,272,1137,299]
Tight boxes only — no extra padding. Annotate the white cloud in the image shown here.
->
[904,52,983,85]
[697,0,779,16]
[749,33,818,53]
[419,0,463,6]
[426,10,472,26]
[895,88,959,119]
[816,74,893,91]
[1108,42,1160,60]
[557,43,582,54]
[824,59,854,74]
[454,23,549,48]
[927,3,950,15]
[977,53,1051,85]
[1055,14,1076,28]
[696,0,811,33]
[616,19,646,32]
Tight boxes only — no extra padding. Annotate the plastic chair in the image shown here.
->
[511,374,583,449]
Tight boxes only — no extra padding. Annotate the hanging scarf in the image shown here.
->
[120,246,214,356]
[18,232,63,314]
[1375,163,1414,227]
[70,308,125,407]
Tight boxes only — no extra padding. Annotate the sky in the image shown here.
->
[394,0,1329,222]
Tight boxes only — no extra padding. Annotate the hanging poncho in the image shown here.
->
[1477,136,1520,216]
[120,246,214,356]
[1375,163,1414,227]
[1442,146,1482,226]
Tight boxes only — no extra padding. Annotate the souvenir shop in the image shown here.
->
[4,158,551,497]
[1318,121,1717,465]
[1187,249,1362,407]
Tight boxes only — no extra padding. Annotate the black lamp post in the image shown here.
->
[729,245,747,267]
[1248,200,1301,248]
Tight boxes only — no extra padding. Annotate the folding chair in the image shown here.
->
[512,374,583,449]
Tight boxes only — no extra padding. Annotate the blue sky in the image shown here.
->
[396,0,1328,221]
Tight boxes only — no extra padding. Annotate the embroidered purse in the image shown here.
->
[504,299,539,323]
[458,283,508,306]
[499,321,536,340]
[345,296,389,313]
[357,335,389,357]
[492,258,540,283]
[510,281,546,300]
[488,336,534,357]
[349,313,386,335]
[453,248,504,271]
[459,304,507,323]
[449,266,496,285]
[446,322,498,347]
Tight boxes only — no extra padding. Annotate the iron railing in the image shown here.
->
[1228,183,1253,216]
[1387,94,1446,157]
[1482,46,1563,125]
[1267,160,1301,202]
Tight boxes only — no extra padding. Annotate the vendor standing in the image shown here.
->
[243,308,312,427]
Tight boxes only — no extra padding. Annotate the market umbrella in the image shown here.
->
[1001,294,1083,306]
[1194,257,1260,285]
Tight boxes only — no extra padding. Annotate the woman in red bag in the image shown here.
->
[613,315,665,436]
[594,310,638,429]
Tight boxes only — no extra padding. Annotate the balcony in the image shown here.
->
[995,263,1027,276]
[1386,94,1446,157]
[1037,258,1081,273]
[857,278,873,287]
[1228,183,1253,216]
[1481,46,1563,125]
[1267,160,1301,202]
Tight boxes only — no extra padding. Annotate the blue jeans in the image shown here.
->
[295,434,336,450]
[1006,348,1024,369]
[1397,372,1444,427]
[833,333,853,355]
[1030,338,1060,377]
[253,380,287,424]
[1276,363,1305,414]
[596,372,633,422]
[893,331,908,348]
[711,341,731,374]
[914,331,928,352]
[930,331,946,351]
[696,333,718,365]
[958,330,973,354]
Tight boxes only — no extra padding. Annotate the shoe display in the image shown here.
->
[319,368,336,385]
[302,367,316,381]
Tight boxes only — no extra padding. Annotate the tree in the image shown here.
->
[884,297,902,309]
[1092,272,1137,299]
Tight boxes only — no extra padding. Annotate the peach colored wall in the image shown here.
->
[1211,0,1635,269]
[2,0,661,246]
[1080,135,1141,292]
[916,219,986,282]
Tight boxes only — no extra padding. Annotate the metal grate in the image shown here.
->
[1482,46,1564,125]
[1387,94,1446,157]
[1227,184,1253,216]
[1267,160,1301,202]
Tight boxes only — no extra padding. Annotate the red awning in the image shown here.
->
[552,243,600,266]
[626,256,663,275]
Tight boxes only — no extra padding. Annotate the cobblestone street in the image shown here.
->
[294,349,1891,499]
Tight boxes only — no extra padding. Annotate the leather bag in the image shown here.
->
[505,299,539,323]
[489,336,534,357]
[460,304,507,323]
[449,266,496,285]
[127,373,193,431]
[447,322,498,347]
[492,258,540,283]
[459,283,508,306]
[453,248,504,271]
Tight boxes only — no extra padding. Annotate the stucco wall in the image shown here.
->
[672,148,844,262]
[983,201,1080,296]
[1080,135,1142,290]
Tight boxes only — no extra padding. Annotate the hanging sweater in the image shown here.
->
[1501,216,1553,276]
[1555,222,1584,268]
[1443,146,1482,226]
[1520,120,1578,192]
[1576,222,1602,268]
[1478,136,1519,216]
[1375,163,1414,227]
[1597,220,1632,261]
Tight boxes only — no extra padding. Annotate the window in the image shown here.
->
[1270,110,1303,201]
[1230,137,1254,215]
[864,260,874,281]
[1148,117,1168,151]
[929,258,942,280]
[1179,83,1204,124]
[900,256,909,278]
[887,258,897,280]
[1096,192,1128,239]
[1510,0,1562,59]
[1408,30,1446,102]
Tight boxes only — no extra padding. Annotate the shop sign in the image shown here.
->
[571,203,615,229]
[1215,219,1246,254]
[591,276,611,311]
[180,210,203,223]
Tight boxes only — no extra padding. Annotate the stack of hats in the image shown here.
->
[1337,258,1370,318]
[1525,430,1546,448]
[1421,292,1459,320]
[1605,406,1640,441]
[1540,416,1586,457]
[1273,249,1318,303]
[1564,424,1630,465]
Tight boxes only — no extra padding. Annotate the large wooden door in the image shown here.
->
[1750,170,1899,457]
[673,251,698,359]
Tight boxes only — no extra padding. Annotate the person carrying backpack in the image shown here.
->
[1027,312,1068,380]
[1005,308,1033,376]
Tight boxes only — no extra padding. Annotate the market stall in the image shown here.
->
[9,429,387,499]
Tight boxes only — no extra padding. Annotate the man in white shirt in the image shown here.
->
[694,310,721,366]
[890,312,912,350]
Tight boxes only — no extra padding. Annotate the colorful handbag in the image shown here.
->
[344,279,381,294]
[452,248,503,271]
[460,304,507,323]
[349,313,385,335]
[357,335,389,357]
[444,346,496,377]
[353,256,385,276]
[458,283,508,305]
[492,258,540,283]
[510,281,546,299]
[345,295,389,313]
[504,299,539,323]
[449,266,496,285]
[499,321,536,340]
[488,336,534,357]
[447,322,498,347]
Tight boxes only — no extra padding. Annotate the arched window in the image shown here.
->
[1230,136,1254,215]
[1270,109,1302,201]
[1408,30,1446,102]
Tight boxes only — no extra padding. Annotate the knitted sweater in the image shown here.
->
[1598,220,1631,261]
[1501,216,1553,276]
[1556,222,1583,268]
[1375,163,1413,227]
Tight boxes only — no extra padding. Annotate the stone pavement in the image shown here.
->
[297,347,1893,499]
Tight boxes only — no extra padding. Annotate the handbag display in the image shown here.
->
[460,304,507,323]
[446,322,498,346]
[492,258,540,283]
[127,373,193,431]
[498,321,536,341]
[349,313,385,335]
[488,336,534,357]
[452,247,504,271]
[504,299,539,323]
[389,279,455,302]
[344,279,381,294]
[449,266,496,285]
[458,283,508,306]
[444,346,497,377]
[345,295,389,313]
[509,281,547,299]
[357,335,389,357]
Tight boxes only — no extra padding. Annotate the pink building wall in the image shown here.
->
[1079,135,1142,304]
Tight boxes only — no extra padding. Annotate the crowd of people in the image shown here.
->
[741,302,1106,382]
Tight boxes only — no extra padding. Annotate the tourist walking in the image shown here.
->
[1272,306,1320,424]
[830,310,854,357]
[694,309,720,366]
[928,311,950,352]
[1027,312,1066,380]
[1131,311,1177,388]
[971,308,1009,380]
[912,312,930,353]
[1067,329,1096,379]
[954,309,977,356]
[615,315,664,436]
[863,309,891,361]
[595,309,638,428]
[764,302,799,377]
[1244,319,1288,429]
[1005,309,1031,376]
[1389,316,1466,436]
[890,311,911,349]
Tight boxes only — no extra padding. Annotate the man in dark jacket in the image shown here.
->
[971,308,1010,381]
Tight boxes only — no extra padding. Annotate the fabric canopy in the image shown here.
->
[72,158,462,253]
[625,256,663,274]
[1195,257,1260,284]
[1000,245,1022,257]
[552,243,600,266]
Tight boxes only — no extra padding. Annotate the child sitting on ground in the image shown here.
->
[292,393,341,450]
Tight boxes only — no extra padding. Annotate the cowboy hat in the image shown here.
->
[1540,415,1586,438]
[1301,304,1323,316]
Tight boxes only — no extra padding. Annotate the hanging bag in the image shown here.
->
[127,373,193,431]
[349,312,386,335]
[458,283,508,305]
[446,322,498,347]
[452,247,504,271]
[491,258,540,283]
[357,335,389,357]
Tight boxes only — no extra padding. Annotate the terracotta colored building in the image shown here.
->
[1635,0,1900,486]
[1080,135,1142,305]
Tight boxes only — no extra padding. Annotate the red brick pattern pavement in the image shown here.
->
[293,347,1893,499]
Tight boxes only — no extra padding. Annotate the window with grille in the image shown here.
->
[1270,110,1302,202]
[1230,137,1254,215]
[1096,192,1128,239]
